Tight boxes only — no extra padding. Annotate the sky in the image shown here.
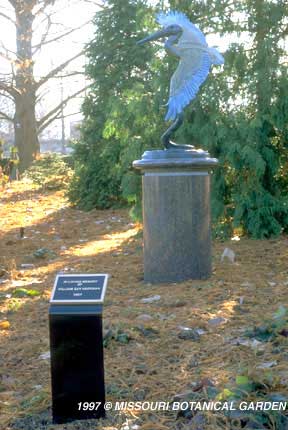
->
[0,0,248,141]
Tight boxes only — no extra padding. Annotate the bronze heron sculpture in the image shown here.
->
[137,11,224,149]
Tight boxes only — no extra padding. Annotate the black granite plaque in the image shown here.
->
[49,273,108,424]
[51,274,108,304]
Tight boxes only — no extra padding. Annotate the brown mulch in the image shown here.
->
[0,179,287,430]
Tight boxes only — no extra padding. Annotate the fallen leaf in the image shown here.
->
[0,321,10,330]
[13,288,40,298]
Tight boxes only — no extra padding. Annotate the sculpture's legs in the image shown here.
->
[161,112,190,150]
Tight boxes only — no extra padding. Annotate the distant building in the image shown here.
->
[0,130,75,157]
[40,138,65,153]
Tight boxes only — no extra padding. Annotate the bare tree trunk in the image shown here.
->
[15,2,40,171]
[14,90,39,170]
[0,0,94,171]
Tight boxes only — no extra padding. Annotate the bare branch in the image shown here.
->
[81,0,106,7]
[38,111,62,131]
[32,12,52,55]
[38,85,90,132]
[33,20,91,51]
[0,47,15,64]
[0,41,18,60]
[39,111,82,133]
[51,71,85,79]
[36,87,50,102]
[0,52,12,64]
[0,11,16,26]
[0,110,14,123]
[34,4,75,25]
[6,0,16,9]
[60,110,81,118]
[0,91,14,101]
[35,50,85,89]
[0,81,18,98]
[33,0,58,17]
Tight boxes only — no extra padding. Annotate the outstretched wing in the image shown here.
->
[165,50,211,121]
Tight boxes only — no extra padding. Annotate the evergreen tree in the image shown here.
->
[68,0,159,210]
[70,0,288,238]
[170,0,288,237]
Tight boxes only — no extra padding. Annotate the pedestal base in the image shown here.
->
[133,148,218,283]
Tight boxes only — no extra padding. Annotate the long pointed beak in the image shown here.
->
[137,28,171,45]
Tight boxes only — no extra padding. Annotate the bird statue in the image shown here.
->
[137,11,224,150]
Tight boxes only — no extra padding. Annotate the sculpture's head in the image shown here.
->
[137,23,182,45]
[137,11,207,48]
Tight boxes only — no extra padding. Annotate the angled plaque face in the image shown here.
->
[50,274,108,304]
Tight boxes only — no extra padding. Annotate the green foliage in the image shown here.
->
[216,371,288,429]
[0,159,9,187]
[12,288,41,298]
[68,144,124,210]
[7,299,23,313]
[24,153,73,190]
[0,138,4,159]
[173,0,288,238]
[68,0,157,210]
[103,325,131,347]
[69,0,288,238]
[171,370,288,429]
[244,305,288,341]
[33,247,57,259]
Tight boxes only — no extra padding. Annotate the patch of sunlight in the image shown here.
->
[65,227,140,257]
[207,300,238,320]
[221,299,238,314]
[0,330,11,341]
[0,194,68,232]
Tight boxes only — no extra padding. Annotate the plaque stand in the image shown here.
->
[133,148,218,283]
[49,274,108,423]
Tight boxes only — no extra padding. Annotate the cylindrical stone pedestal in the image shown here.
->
[133,148,218,283]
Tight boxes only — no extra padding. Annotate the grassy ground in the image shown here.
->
[0,180,287,430]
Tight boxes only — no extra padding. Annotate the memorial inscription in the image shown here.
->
[49,273,108,423]
[50,274,108,304]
